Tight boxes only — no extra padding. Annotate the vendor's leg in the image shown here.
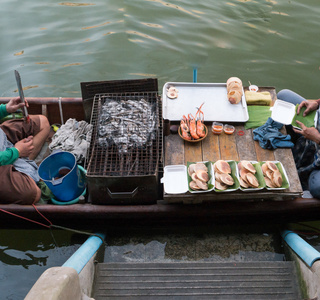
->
[0,165,41,204]
[0,115,50,160]
[29,115,50,160]
[0,116,41,143]
[309,170,320,199]
[277,89,306,105]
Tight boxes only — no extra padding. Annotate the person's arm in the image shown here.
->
[293,120,320,144]
[0,97,26,121]
[0,104,9,120]
[297,99,320,116]
[0,136,34,166]
[0,147,20,166]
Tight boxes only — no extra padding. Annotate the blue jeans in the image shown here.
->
[277,89,320,198]
[277,89,306,105]
[310,170,320,198]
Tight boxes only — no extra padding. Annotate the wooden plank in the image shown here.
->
[254,139,275,162]
[202,130,220,162]
[164,134,184,166]
[235,125,257,161]
[164,189,301,202]
[219,131,239,161]
[274,148,302,194]
[184,140,203,164]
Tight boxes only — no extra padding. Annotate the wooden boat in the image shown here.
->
[0,95,320,229]
[25,227,320,299]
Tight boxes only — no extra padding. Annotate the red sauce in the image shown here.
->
[224,128,235,135]
[212,125,223,135]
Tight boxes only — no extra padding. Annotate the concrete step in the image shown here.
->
[93,261,300,299]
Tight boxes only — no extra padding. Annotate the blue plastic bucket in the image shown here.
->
[38,151,86,202]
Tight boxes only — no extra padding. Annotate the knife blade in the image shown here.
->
[14,70,30,123]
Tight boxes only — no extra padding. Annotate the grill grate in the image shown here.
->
[86,92,161,177]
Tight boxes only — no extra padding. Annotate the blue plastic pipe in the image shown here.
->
[282,230,320,267]
[193,68,197,83]
[63,233,105,274]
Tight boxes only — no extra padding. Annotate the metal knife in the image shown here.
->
[14,70,30,123]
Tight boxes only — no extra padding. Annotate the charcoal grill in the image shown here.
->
[86,91,162,204]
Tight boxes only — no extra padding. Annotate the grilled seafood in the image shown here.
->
[180,115,191,140]
[180,104,206,140]
[188,162,210,191]
[238,161,259,188]
[262,161,283,188]
[188,113,200,140]
[196,102,205,138]
[214,160,234,190]
[98,98,157,153]
[214,160,231,174]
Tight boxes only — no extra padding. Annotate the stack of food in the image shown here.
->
[188,163,209,190]
[213,160,234,190]
[226,77,243,104]
[238,160,259,188]
[262,161,283,188]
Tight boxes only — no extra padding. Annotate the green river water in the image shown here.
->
[1,0,320,298]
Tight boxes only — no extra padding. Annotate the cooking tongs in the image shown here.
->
[14,70,30,123]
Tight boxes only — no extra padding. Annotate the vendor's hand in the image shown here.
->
[297,100,319,117]
[6,97,29,114]
[14,136,34,158]
[293,120,320,144]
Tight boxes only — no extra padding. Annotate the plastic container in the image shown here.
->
[212,122,223,135]
[224,124,235,135]
[260,161,290,190]
[237,161,265,192]
[38,151,86,201]
[271,100,296,125]
[161,165,189,194]
[213,160,240,192]
[249,85,259,92]
[51,166,87,205]
[161,162,215,194]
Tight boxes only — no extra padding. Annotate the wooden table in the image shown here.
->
[163,87,303,204]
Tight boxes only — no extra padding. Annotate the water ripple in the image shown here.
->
[0,0,319,98]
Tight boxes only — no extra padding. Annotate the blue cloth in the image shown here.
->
[253,117,294,150]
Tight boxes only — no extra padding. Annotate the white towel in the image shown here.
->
[49,118,92,163]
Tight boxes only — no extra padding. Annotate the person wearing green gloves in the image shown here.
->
[0,97,50,204]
